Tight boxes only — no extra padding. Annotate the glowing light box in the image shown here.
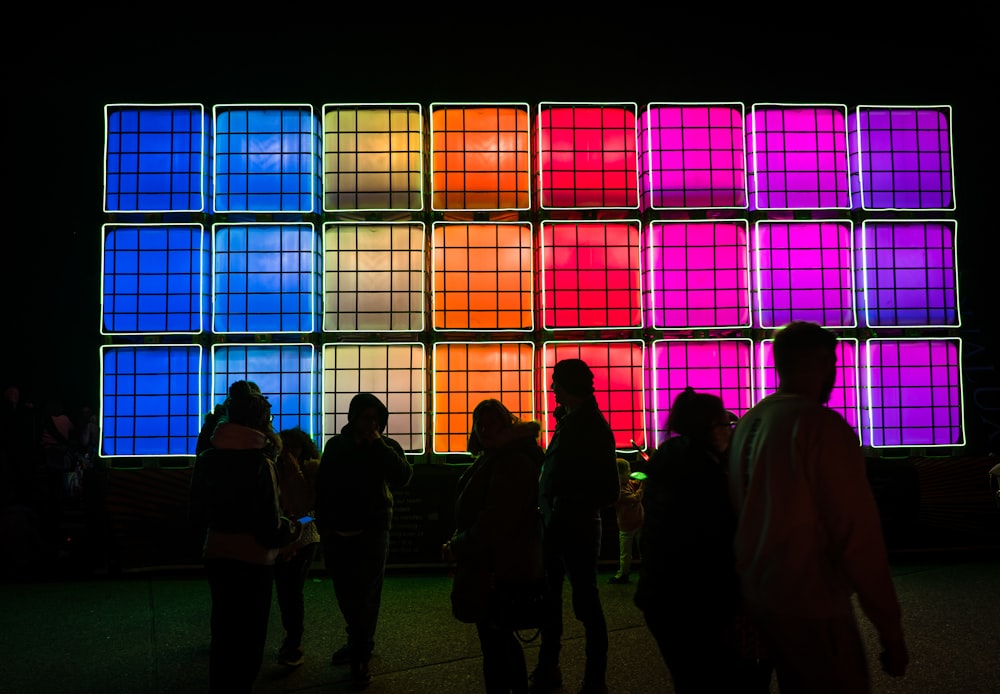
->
[857,220,960,328]
[638,103,747,209]
[104,104,210,213]
[747,104,850,210]
[102,224,210,335]
[323,222,426,332]
[100,345,206,457]
[433,342,536,454]
[542,341,645,450]
[540,220,642,330]
[537,103,639,209]
[754,220,856,329]
[644,220,751,329]
[647,339,754,448]
[322,342,426,454]
[433,222,534,331]
[758,338,861,436]
[849,106,955,211]
[323,103,423,211]
[213,105,321,213]
[862,338,964,448]
[212,224,322,334]
[430,103,531,211]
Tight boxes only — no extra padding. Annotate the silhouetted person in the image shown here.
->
[728,321,909,693]
[531,359,620,694]
[608,457,643,585]
[315,393,413,689]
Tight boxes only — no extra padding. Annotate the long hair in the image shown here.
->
[467,398,519,456]
[665,387,727,447]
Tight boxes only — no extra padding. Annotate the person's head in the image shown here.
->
[2,385,20,405]
[773,321,839,404]
[551,358,595,412]
[616,457,631,482]
[346,393,389,438]
[225,380,272,433]
[666,387,736,454]
[467,398,519,455]
[279,426,319,462]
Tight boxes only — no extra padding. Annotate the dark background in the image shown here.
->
[6,18,998,453]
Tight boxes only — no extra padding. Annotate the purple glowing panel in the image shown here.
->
[647,339,753,448]
[638,104,747,210]
[746,105,850,210]
[754,221,856,328]
[644,221,750,329]
[858,221,959,328]
[848,106,955,211]
[863,339,964,448]
[758,339,861,436]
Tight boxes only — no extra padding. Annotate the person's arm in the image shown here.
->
[253,456,300,549]
[375,436,413,488]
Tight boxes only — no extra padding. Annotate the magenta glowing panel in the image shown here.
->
[644,220,750,330]
[540,220,642,330]
[862,338,964,448]
[746,104,850,210]
[857,220,960,328]
[647,339,753,448]
[638,103,747,210]
[536,103,639,210]
[432,341,536,455]
[758,338,861,437]
[754,220,856,329]
[849,106,955,211]
[541,340,645,450]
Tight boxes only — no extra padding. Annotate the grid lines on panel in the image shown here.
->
[213,105,320,213]
[639,103,747,209]
[323,223,426,332]
[322,342,426,453]
[102,225,208,334]
[104,105,207,212]
[863,339,964,447]
[645,221,750,329]
[754,220,856,329]
[748,104,850,210]
[537,103,639,209]
[323,104,423,211]
[100,345,204,456]
[213,224,321,333]
[541,221,642,330]
[432,342,535,454]
[433,222,533,331]
[859,220,959,328]
[430,104,531,211]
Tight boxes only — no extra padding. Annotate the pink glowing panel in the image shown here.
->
[638,103,748,210]
[857,220,960,328]
[758,338,861,437]
[537,103,639,209]
[644,220,750,329]
[541,340,645,449]
[849,106,955,211]
[862,338,964,448]
[540,221,642,330]
[746,104,850,210]
[323,222,426,332]
[754,220,856,329]
[647,339,753,448]
[432,342,535,454]
[432,222,534,331]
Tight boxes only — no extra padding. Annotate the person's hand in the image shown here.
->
[879,638,909,677]
[441,542,456,564]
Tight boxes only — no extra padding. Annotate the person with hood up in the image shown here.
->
[190,380,303,694]
[314,392,413,689]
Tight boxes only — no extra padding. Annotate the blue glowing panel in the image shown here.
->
[211,343,319,439]
[100,345,206,456]
[104,104,211,213]
[102,224,210,334]
[213,105,321,213]
[213,223,322,334]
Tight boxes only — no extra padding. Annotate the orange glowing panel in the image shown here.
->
[430,103,531,211]
[432,222,534,331]
[432,341,535,454]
